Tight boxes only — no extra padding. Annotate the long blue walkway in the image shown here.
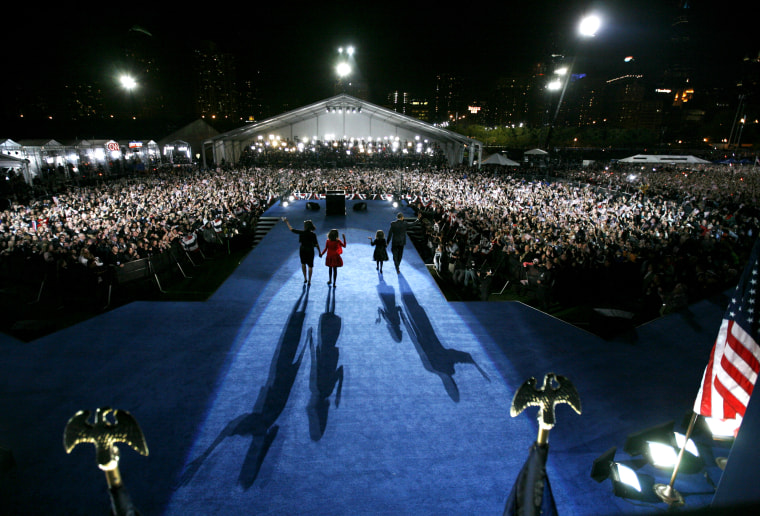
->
[0,200,728,515]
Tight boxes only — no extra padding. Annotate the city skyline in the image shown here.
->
[1,1,756,138]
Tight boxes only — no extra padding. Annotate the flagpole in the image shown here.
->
[653,412,698,506]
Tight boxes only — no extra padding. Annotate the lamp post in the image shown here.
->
[543,14,601,151]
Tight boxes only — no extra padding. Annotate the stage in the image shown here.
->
[0,199,731,514]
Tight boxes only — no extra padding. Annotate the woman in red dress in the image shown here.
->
[321,229,346,287]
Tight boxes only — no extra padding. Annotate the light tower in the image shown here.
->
[544,13,602,150]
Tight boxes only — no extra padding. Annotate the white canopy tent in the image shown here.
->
[618,154,711,165]
[0,152,31,183]
[523,147,550,167]
[481,153,520,166]
[202,94,483,168]
[1,139,33,183]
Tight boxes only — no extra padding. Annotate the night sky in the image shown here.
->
[2,1,756,124]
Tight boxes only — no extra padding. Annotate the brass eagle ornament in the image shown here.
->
[511,373,582,444]
[63,407,148,514]
[64,407,148,476]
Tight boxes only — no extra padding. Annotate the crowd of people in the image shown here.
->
[1,159,758,326]
[0,166,277,306]
[237,138,449,170]
[406,163,759,321]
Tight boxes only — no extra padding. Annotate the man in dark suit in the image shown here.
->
[387,212,418,273]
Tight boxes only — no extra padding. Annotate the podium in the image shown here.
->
[325,190,346,215]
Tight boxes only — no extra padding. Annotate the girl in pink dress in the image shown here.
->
[322,229,346,287]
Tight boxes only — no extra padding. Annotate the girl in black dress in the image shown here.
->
[368,229,389,273]
[283,217,320,285]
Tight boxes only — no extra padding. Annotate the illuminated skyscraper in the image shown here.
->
[433,73,464,125]
[193,41,240,122]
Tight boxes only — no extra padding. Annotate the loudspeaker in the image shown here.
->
[353,202,367,211]
[306,201,320,211]
[325,191,345,215]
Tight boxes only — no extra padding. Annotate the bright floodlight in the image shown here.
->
[579,14,601,37]
[704,416,740,439]
[613,463,642,492]
[336,62,352,77]
[346,46,355,56]
[674,432,700,457]
[547,79,563,91]
[119,75,137,90]
[647,441,678,468]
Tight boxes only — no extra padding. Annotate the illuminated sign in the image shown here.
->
[468,106,481,114]
[106,141,120,152]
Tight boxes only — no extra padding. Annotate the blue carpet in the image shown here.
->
[0,200,730,515]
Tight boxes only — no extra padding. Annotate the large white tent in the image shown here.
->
[481,153,520,166]
[202,94,483,168]
[618,154,711,165]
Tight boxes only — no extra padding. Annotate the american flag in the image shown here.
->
[694,239,760,421]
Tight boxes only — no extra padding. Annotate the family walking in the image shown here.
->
[283,212,416,286]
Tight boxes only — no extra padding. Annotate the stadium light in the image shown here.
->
[544,13,603,149]
[119,75,137,91]
[336,62,352,78]
[578,14,602,38]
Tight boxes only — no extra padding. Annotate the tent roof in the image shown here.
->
[0,139,22,150]
[16,139,64,148]
[158,119,220,149]
[482,153,520,166]
[206,94,478,149]
[618,154,711,164]
[524,148,549,155]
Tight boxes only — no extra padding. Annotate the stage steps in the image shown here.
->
[252,216,280,248]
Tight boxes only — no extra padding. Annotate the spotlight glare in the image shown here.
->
[674,432,699,457]
[612,463,642,492]
[704,416,740,439]
[336,62,352,77]
[119,75,137,90]
[647,441,678,468]
[579,14,602,37]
